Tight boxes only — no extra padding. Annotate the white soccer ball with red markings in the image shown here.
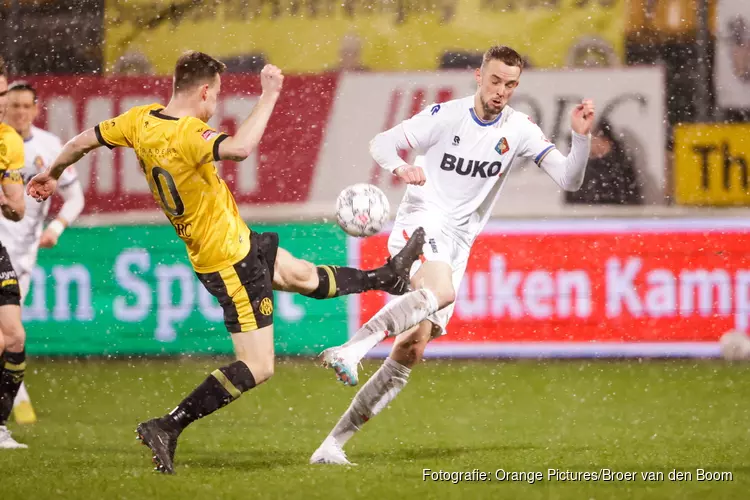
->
[335,183,390,237]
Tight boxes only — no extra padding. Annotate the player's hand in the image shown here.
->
[260,64,284,96]
[27,171,58,202]
[39,228,60,248]
[571,99,596,135]
[394,164,426,186]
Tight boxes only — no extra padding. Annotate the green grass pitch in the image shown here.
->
[4,358,750,499]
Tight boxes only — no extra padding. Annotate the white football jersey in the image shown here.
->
[395,95,555,242]
[0,126,76,259]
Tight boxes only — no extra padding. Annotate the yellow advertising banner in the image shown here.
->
[674,124,750,206]
[104,0,625,75]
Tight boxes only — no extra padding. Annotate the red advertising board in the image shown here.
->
[350,219,750,357]
[25,74,337,215]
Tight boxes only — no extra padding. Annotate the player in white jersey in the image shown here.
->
[1,82,85,425]
[311,45,595,464]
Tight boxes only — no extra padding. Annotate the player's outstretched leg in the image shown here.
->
[12,383,37,425]
[136,327,272,474]
[307,227,425,298]
[274,228,426,299]
[311,322,432,465]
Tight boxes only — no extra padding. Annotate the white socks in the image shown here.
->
[321,289,438,449]
[329,357,411,446]
[344,288,439,361]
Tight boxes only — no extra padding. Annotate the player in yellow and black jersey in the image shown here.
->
[27,51,425,473]
[0,56,31,450]
[95,101,251,275]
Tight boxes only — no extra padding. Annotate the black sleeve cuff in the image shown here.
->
[94,124,115,150]
[213,133,229,162]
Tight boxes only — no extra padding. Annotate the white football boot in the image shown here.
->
[0,426,28,449]
[309,437,354,465]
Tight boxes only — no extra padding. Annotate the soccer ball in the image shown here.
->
[335,183,390,237]
[719,330,750,361]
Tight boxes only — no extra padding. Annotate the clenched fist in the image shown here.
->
[571,99,596,135]
[39,227,60,248]
[394,164,426,186]
[260,64,284,95]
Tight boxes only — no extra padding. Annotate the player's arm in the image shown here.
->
[0,131,25,220]
[0,183,24,221]
[370,103,446,186]
[40,170,85,248]
[48,128,101,179]
[537,133,590,191]
[523,100,595,192]
[216,64,284,162]
[29,108,136,202]
[27,128,100,202]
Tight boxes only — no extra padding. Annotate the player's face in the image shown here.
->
[475,59,521,117]
[199,74,221,122]
[6,89,37,135]
[0,76,7,122]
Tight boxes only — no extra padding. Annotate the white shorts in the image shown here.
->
[387,219,471,336]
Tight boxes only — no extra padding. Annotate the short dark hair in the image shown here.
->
[173,51,226,94]
[482,45,525,71]
[0,56,6,79]
[7,81,37,102]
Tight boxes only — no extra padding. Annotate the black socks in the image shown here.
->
[0,350,26,425]
[304,265,377,299]
[164,360,256,433]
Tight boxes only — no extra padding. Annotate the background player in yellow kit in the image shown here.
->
[0,56,30,450]
[27,51,424,473]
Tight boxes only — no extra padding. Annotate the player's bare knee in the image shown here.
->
[276,258,316,293]
[439,286,456,308]
[3,324,26,352]
[412,262,455,307]
[231,326,274,384]
[427,284,455,309]
[392,326,430,367]
[392,339,427,367]
[294,260,317,289]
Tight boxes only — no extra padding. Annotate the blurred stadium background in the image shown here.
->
[3,0,750,498]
